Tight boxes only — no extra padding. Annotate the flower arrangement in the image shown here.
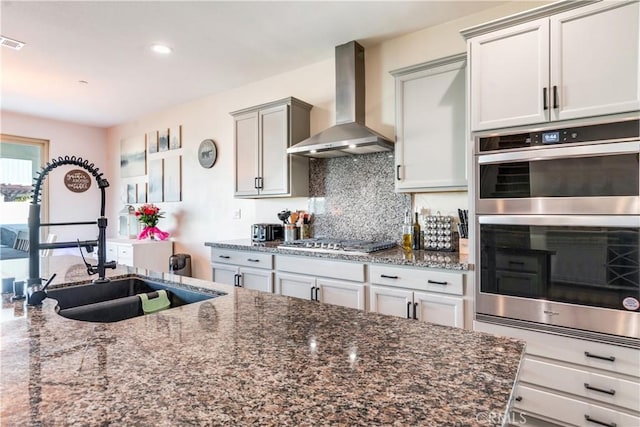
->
[135,204,169,240]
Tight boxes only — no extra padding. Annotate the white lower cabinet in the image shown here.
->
[104,238,173,272]
[369,264,465,328]
[210,248,273,293]
[275,255,366,310]
[475,321,640,427]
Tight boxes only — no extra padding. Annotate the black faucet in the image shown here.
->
[27,156,117,305]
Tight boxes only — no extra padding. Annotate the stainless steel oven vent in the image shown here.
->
[287,41,394,158]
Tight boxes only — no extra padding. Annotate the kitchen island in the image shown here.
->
[1,256,523,426]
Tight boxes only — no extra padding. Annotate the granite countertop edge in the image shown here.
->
[205,239,472,271]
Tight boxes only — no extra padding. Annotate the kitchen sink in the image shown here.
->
[46,276,223,323]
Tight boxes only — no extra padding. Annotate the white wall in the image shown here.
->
[1,111,108,249]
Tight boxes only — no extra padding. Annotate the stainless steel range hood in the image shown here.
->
[287,41,394,158]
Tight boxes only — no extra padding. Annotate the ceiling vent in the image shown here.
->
[1,35,25,50]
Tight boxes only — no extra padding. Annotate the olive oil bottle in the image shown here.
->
[402,210,412,251]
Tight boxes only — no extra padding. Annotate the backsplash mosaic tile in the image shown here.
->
[308,152,410,241]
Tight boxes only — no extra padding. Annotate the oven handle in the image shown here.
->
[478,215,640,228]
[477,141,640,165]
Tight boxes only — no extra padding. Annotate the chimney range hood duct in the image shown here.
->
[287,41,394,158]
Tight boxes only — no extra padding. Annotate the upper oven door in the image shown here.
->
[476,141,640,215]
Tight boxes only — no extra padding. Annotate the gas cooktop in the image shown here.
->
[278,238,397,255]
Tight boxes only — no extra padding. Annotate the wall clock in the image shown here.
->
[198,139,217,168]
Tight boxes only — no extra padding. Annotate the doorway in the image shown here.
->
[0,134,49,260]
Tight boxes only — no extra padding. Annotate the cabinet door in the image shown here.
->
[105,242,118,264]
[239,267,273,293]
[316,278,365,310]
[259,104,289,196]
[551,1,640,121]
[211,263,239,286]
[369,285,413,319]
[413,291,463,328]
[394,56,467,192]
[234,111,260,196]
[470,18,550,130]
[275,273,313,300]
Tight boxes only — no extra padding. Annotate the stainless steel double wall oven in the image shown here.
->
[474,116,640,343]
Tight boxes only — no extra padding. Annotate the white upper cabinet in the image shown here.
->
[231,97,312,198]
[391,54,467,192]
[466,1,640,131]
[469,19,549,130]
[550,1,640,122]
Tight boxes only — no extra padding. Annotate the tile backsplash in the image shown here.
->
[308,152,410,241]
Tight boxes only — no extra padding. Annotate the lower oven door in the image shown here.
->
[477,215,640,339]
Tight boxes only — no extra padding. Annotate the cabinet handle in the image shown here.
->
[311,286,316,301]
[584,351,615,362]
[584,415,616,427]
[406,302,412,319]
[218,255,231,259]
[427,279,448,285]
[234,274,241,287]
[584,383,616,396]
[543,87,548,110]
[396,165,401,181]
[553,85,559,109]
[254,177,259,189]
[315,287,320,302]
[381,274,399,279]
[247,258,260,263]
[508,261,525,266]
[413,302,418,320]
[257,176,264,189]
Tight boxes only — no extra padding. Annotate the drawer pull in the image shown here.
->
[584,383,616,396]
[584,351,615,362]
[218,255,231,259]
[311,286,316,301]
[381,274,399,279]
[247,258,260,263]
[584,415,616,427]
[427,280,448,285]
[413,302,418,320]
[406,302,412,319]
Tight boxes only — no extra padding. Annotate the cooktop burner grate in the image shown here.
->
[279,238,397,254]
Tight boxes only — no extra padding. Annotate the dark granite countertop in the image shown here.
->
[1,256,521,426]
[205,239,471,271]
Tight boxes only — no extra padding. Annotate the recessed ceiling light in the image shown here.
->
[0,35,25,50]
[150,44,172,54]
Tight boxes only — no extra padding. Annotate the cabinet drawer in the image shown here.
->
[520,357,640,412]
[117,245,133,259]
[211,249,273,269]
[514,384,640,427]
[105,245,118,260]
[474,322,640,378]
[369,264,463,295]
[276,256,365,282]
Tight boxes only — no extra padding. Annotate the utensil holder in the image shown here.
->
[458,238,469,255]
